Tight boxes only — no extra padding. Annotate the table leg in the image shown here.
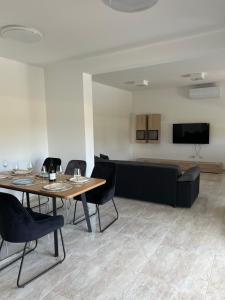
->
[81,193,92,232]
[52,197,59,257]
[26,192,30,208]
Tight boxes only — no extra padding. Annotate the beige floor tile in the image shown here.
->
[1,173,225,299]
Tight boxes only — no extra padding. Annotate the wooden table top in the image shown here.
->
[0,174,106,199]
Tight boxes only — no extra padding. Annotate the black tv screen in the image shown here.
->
[173,123,209,144]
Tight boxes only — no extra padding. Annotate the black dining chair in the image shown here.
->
[42,157,62,173]
[64,160,86,176]
[0,192,66,288]
[62,160,87,212]
[73,161,118,232]
[22,157,63,212]
[100,153,109,160]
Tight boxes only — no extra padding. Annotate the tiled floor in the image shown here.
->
[1,173,225,299]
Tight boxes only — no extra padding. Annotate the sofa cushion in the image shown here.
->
[100,153,109,160]
[110,160,182,176]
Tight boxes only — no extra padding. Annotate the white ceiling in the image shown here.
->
[93,52,225,90]
[0,0,225,65]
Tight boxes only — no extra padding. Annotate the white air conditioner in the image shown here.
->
[189,86,221,99]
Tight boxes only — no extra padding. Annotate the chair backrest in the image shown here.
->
[100,153,109,160]
[89,162,116,203]
[65,160,86,176]
[43,157,61,172]
[0,193,33,243]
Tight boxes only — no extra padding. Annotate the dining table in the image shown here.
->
[0,172,106,257]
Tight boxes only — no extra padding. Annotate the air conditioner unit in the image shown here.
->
[189,86,221,99]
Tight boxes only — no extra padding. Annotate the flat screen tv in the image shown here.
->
[173,123,209,144]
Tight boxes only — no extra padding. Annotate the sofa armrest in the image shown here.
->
[176,167,200,207]
[178,166,200,182]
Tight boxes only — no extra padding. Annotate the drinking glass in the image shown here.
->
[41,165,47,182]
[2,160,8,171]
[56,165,63,181]
[74,168,81,181]
[27,161,33,171]
[14,161,19,170]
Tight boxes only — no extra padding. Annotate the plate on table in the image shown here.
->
[0,174,9,180]
[69,176,90,184]
[12,169,32,175]
[43,183,72,191]
[37,173,49,178]
[12,178,34,185]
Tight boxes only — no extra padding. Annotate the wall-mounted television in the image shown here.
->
[173,123,210,144]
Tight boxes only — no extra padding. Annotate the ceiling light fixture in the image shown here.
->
[124,80,135,85]
[102,0,159,13]
[124,80,150,87]
[181,72,207,81]
[0,25,43,43]
[135,80,150,87]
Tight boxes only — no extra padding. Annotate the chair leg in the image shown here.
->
[31,196,50,211]
[73,200,97,225]
[0,240,38,272]
[0,239,4,255]
[47,199,64,215]
[22,192,25,206]
[21,193,50,212]
[73,200,78,225]
[17,229,66,288]
[64,199,72,210]
[96,205,102,232]
[96,199,119,233]
[0,239,8,259]
[68,199,72,208]
[38,195,41,212]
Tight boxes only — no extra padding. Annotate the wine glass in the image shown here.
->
[2,160,8,172]
[14,161,19,170]
[56,165,63,181]
[41,165,47,182]
[27,161,33,172]
[74,168,81,181]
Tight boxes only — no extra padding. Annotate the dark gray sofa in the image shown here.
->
[96,158,200,207]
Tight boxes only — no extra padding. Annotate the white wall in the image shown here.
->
[132,84,225,165]
[45,30,225,172]
[44,64,87,169]
[93,82,132,160]
[0,57,48,172]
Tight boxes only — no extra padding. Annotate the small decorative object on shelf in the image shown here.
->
[147,130,158,141]
[136,130,146,141]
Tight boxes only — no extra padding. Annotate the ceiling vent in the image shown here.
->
[0,25,43,43]
[189,84,221,99]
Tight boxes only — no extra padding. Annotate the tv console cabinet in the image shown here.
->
[136,158,223,174]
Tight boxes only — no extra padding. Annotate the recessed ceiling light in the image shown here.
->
[102,0,159,13]
[0,25,43,43]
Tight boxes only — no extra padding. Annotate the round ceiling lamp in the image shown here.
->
[0,25,43,43]
[102,0,159,12]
